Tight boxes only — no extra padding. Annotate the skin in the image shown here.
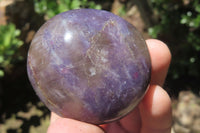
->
[47,39,172,133]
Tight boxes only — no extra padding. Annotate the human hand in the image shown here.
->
[48,39,172,133]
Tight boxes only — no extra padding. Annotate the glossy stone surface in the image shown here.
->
[27,9,151,124]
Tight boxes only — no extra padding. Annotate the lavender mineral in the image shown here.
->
[27,9,151,124]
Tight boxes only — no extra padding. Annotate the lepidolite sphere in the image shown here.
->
[27,9,151,124]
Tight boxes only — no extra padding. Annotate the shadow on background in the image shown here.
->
[0,0,49,132]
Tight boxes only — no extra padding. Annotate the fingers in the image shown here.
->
[48,114,104,133]
[139,85,172,133]
[146,39,171,86]
[119,107,141,133]
[139,39,172,133]
[50,112,61,124]
[118,39,172,132]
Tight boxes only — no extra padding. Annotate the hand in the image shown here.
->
[48,39,172,133]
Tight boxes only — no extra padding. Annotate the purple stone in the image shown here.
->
[27,9,151,124]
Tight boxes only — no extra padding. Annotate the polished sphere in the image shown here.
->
[27,9,151,124]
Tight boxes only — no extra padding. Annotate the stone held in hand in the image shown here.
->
[27,9,151,124]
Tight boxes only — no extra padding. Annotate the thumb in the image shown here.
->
[48,113,104,133]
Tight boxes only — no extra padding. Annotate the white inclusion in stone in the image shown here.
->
[54,90,65,99]
[101,49,109,56]
[89,67,96,76]
[101,57,108,63]
[64,31,72,43]
[100,49,109,63]
[123,81,126,84]
[51,51,63,65]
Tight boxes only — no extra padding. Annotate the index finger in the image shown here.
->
[147,39,171,86]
